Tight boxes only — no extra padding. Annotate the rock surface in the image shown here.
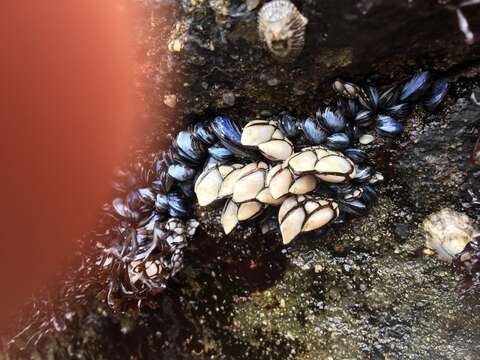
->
[144,0,480,119]
[3,0,480,359]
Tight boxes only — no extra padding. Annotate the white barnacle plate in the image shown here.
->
[286,146,355,183]
[221,199,265,234]
[266,163,317,199]
[231,161,285,206]
[194,163,244,206]
[222,161,290,235]
[278,195,339,244]
[241,120,294,161]
[314,153,355,183]
[218,165,246,198]
[232,161,269,202]
[128,257,163,286]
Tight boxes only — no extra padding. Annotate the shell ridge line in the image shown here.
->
[302,200,336,227]
[281,197,311,229]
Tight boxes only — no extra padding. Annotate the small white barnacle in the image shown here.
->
[258,0,308,60]
[423,208,476,262]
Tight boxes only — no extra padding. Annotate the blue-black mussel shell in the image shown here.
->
[344,148,368,164]
[211,116,241,145]
[111,197,142,223]
[327,183,354,196]
[326,133,350,150]
[378,86,400,109]
[359,86,380,111]
[178,181,194,198]
[152,155,174,193]
[400,71,432,102]
[353,164,375,182]
[168,162,196,182]
[126,188,155,215]
[279,112,300,138]
[167,192,191,217]
[339,198,368,216]
[336,98,359,121]
[302,116,328,145]
[360,185,377,204]
[376,115,403,138]
[208,143,234,161]
[385,103,412,120]
[193,122,217,145]
[320,107,346,133]
[355,110,374,128]
[423,78,448,113]
[174,131,207,165]
[155,193,169,213]
[211,116,257,159]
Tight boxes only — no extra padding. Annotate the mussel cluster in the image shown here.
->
[194,71,449,244]
[97,70,449,305]
[6,70,452,354]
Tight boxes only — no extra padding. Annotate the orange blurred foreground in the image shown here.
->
[0,1,137,325]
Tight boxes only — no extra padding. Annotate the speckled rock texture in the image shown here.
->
[3,0,480,359]
[144,0,480,119]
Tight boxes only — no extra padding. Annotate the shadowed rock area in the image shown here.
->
[3,0,480,359]
[146,0,480,118]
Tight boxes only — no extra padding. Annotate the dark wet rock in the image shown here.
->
[150,0,480,118]
[393,223,410,242]
[5,1,480,359]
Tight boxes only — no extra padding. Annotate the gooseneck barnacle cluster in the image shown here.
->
[6,70,452,352]
[94,70,449,307]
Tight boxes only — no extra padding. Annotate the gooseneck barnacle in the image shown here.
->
[95,70,450,307]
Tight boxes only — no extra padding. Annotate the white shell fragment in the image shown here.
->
[194,163,244,206]
[359,134,375,145]
[278,195,339,244]
[266,163,317,199]
[286,146,356,183]
[241,120,294,161]
[423,208,476,262]
[258,0,308,60]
